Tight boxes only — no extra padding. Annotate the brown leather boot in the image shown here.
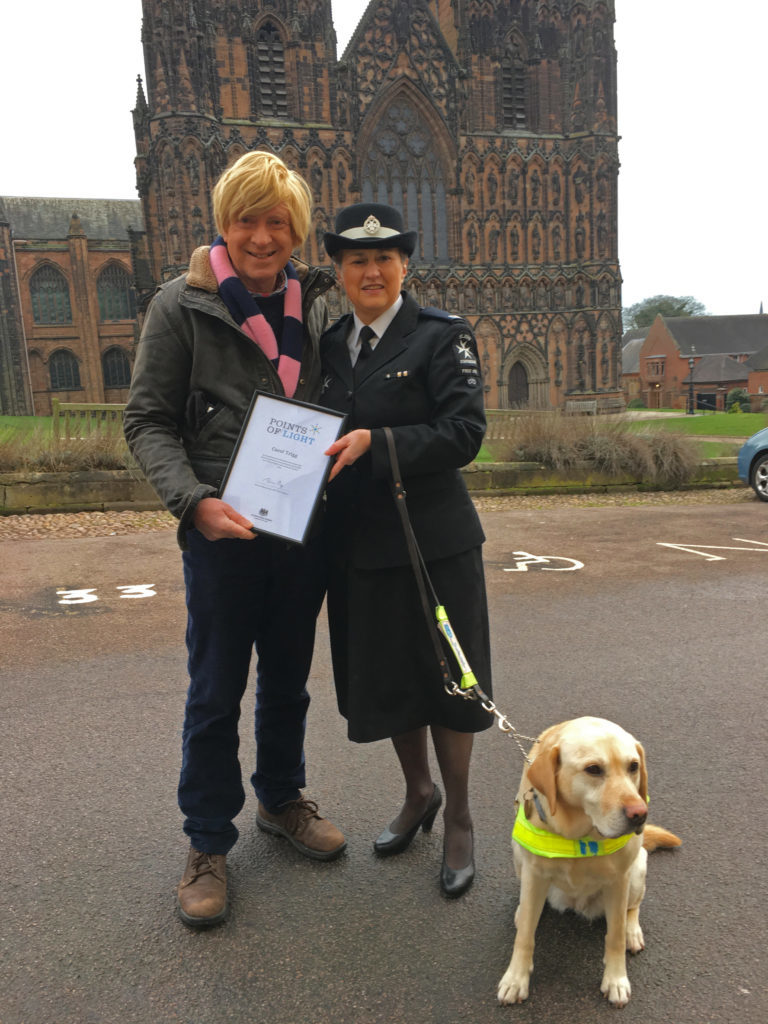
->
[256,797,346,861]
[177,846,227,927]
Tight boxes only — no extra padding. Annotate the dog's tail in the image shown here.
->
[643,824,682,852]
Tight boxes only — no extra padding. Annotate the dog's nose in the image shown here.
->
[625,802,648,832]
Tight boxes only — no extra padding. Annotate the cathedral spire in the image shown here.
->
[134,76,148,117]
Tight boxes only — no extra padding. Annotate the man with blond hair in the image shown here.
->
[125,151,345,928]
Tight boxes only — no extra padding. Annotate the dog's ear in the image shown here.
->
[635,741,648,803]
[527,736,560,816]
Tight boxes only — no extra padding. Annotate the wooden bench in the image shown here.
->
[52,400,126,440]
[564,399,597,415]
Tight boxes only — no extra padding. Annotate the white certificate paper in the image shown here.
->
[220,392,346,544]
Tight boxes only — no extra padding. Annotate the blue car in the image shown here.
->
[737,427,768,502]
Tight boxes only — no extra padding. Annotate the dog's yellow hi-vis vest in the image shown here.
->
[512,804,635,859]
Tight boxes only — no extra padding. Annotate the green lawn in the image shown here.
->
[0,415,52,442]
[632,412,767,437]
[697,440,742,458]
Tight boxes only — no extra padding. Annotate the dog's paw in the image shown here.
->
[497,969,530,1004]
[626,920,645,954]
[601,971,631,1007]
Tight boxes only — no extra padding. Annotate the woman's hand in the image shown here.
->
[192,496,257,540]
[325,429,372,481]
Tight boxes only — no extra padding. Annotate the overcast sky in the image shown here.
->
[2,1,765,316]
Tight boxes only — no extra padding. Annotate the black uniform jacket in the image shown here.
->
[321,291,486,570]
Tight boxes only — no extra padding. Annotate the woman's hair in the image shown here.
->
[212,151,312,244]
[332,248,410,266]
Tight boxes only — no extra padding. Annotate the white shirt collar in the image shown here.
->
[347,295,404,360]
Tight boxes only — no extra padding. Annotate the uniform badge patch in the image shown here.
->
[454,332,479,369]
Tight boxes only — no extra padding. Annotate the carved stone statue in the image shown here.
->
[488,226,500,262]
[507,168,519,205]
[467,223,478,260]
[487,169,498,207]
[509,224,520,260]
[464,165,475,204]
[337,161,347,202]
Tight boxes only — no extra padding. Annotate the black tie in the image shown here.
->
[354,325,376,382]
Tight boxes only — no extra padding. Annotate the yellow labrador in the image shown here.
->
[497,716,680,1008]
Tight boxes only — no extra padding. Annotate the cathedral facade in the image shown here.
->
[133,0,624,411]
[0,1,624,417]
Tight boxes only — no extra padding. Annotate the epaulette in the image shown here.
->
[419,306,466,323]
[325,312,353,335]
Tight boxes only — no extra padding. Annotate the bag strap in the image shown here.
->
[382,426,451,688]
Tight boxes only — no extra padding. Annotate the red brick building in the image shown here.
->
[626,313,768,411]
[745,344,768,402]
[0,198,142,415]
[133,0,624,412]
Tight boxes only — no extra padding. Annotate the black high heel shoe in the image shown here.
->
[440,829,475,897]
[373,784,443,856]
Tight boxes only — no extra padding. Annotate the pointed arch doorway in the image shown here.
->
[508,361,529,408]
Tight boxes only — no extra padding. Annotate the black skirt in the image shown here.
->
[327,546,493,742]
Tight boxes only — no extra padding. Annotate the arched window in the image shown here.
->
[361,100,449,264]
[49,349,81,391]
[249,22,288,118]
[97,264,136,321]
[102,347,132,388]
[502,44,527,130]
[30,265,72,324]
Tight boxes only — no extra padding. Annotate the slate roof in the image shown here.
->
[620,334,646,374]
[0,197,143,241]
[659,314,768,357]
[683,353,749,384]
[745,343,768,371]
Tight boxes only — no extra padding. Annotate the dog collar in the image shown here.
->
[512,804,635,859]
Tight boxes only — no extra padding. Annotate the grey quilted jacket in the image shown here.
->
[123,246,334,547]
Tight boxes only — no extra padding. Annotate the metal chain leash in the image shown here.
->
[444,681,539,765]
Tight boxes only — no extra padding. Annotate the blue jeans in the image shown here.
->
[179,530,327,854]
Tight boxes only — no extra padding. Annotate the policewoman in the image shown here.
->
[321,203,493,897]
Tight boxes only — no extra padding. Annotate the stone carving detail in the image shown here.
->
[464,164,476,204]
[509,223,520,260]
[467,223,478,260]
[336,161,347,202]
[551,223,562,261]
[551,170,561,206]
[356,2,450,122]
[487,168,498,207]
[507,167,520,205]
[488,225,500,262]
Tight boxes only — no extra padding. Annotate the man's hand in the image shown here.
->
[325,429,372,481]
[192,497,257,541]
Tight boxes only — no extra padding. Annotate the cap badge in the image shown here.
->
[363,215,381,235]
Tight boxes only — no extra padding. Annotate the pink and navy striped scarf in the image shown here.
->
[209,236,303,398]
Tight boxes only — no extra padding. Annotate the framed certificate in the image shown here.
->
[220,391,347,545]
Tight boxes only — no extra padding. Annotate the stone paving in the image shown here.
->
[0,486,754,541]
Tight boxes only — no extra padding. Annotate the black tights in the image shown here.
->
[388,725,474,869]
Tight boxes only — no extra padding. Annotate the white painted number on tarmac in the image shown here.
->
[116,585,157,599]
[56,588,98,604]
[503,551,584,572]
[57,585,157,605]
[657,537,768,562]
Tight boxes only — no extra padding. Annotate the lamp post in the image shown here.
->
[687,347,696,415]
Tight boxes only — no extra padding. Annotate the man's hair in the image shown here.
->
[212,151,312,244]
